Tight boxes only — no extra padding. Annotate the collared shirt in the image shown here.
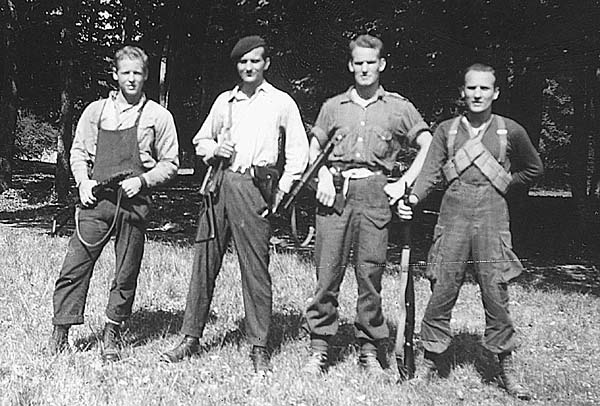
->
[70,91,179,188]
[311,86,429,172]
[412,114,544,201]
[193,81,309,193]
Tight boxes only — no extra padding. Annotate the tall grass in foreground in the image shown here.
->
[0,227,598,405]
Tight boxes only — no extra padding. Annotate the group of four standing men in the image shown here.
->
[49,33,543,400]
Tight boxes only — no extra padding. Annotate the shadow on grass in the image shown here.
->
[446,331,500,383]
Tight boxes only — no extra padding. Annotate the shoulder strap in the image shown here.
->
[495,115,508,164]
[97,100,109,130]
[447,116,461,157]
[134,98,150,127]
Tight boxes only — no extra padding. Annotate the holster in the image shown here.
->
[252,165,281,207]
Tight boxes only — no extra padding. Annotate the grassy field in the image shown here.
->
[0,226,598,406]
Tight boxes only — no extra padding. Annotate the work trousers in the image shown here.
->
[305,174,391,342]
[52,195,149,325]
[181,171,272,347]
[421,180,523,354]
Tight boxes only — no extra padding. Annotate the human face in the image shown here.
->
[236,47,270,87]
[112,57,147,102]
[348,46,386,89]
[461,70,499,115]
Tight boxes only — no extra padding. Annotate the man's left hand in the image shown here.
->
[384,179,407,205]
[120,177,143,198]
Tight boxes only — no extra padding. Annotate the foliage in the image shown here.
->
[14,110,59,159]
[0,227,599,405]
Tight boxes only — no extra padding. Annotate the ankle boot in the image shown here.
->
[101,323,121,363]
[161,336,200,363]
[498,352,531,400]
[49,325,70,355]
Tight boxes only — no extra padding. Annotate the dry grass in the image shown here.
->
[0,227,599,405]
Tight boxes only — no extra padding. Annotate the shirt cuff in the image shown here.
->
[407,122,430,145]
[311,126,329,148]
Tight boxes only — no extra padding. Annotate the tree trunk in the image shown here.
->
[0,0,18,193]
[55,0,76,202]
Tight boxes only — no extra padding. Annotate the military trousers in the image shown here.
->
[305,174,391,342]
[181,171,272,347]
[421,180,523,354]
[52,195,149,326]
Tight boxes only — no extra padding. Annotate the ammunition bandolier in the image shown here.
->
[442,115,511,193]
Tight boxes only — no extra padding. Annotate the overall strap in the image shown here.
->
[495,115,508,164]
[447,116,462,157]
[96,100,109,130]
[133,98,150,127]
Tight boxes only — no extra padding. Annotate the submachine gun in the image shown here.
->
[50,170,134,236]
[276,127,346,247]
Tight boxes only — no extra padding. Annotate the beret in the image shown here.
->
[230,35,267,60]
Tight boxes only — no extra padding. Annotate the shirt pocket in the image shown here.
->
[498,230,524,282]
[367,126,393,159]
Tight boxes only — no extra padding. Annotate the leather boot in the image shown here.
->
[417,350,441,382]
[101,323,121,363]
[49,325,70,355]
[250,346,272,375]
[498,352,531,400]
[160,336,200,363]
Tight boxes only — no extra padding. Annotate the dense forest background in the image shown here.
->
[1,0,600,213]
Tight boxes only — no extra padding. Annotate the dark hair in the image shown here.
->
[463,63,496,85]
[113,45,149,74]
[349,34,384,59]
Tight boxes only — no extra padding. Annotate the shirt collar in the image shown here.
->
[109,90,147,113]
[340,86,387,104]
[228,80,272,102]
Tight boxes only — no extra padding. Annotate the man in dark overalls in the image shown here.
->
[49,45,179,362]
[399,63,543,399]
[302,34,432,375]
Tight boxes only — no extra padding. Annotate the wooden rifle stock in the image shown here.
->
[395,185,416,381]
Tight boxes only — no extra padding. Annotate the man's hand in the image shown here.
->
[384,179,407,205]
[79,179,98,207]
[214,140,236,159]
[316,166,336,207]
[120,177,142,198]
[397,194,419,220]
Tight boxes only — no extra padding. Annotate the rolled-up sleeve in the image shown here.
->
[70,101,101,187]
[396,101,429,145]
[141,108,179,188]
[193,95,226,161]
[278,97,309,193]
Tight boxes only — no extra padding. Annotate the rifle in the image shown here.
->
[395,185,416,381]
[275,127,346,246]
[50,170,134,236]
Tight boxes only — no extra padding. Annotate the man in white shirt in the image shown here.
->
[161,36,309,375]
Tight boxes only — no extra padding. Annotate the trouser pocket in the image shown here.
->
[426,224,445,282]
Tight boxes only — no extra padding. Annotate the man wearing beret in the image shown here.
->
[161,35,308,374]
[302,34,432,375]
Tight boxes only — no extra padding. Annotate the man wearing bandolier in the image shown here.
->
[161,36,308,374]
[399,63,543,399]
[302,34,432,375]
[49,46,179,362]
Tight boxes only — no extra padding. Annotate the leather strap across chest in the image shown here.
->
[442,115,512,194]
